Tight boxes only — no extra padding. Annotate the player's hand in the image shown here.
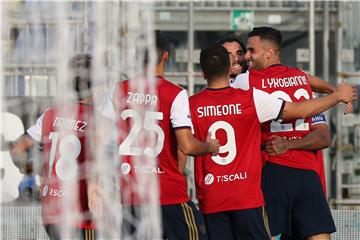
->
[264,136,289,156]
[344,102,353,115]
[88,183,103,218]
[206,132,220,156]
[336,81,357,104]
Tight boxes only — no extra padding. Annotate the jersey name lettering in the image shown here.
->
[127,91,157,106]
[261,75,308,89]
[197,104,242,118]
[53,117,87,132]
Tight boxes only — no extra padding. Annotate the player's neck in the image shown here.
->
[155,63,165,77]
[207,77,229,89]
[264,57,281,69]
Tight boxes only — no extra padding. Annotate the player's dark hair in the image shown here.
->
[200,44,230,81]
[69,53,92,100]
[248,26,282,50]
[143,30,168,65]
[155,30,168,64]
[216,34,246,55]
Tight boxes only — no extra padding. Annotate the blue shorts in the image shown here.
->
[162,201,207,240]
[262,162,336,238]
[122,201,206,239]
[203,207,271,240]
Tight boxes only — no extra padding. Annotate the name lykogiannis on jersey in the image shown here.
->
[261,75,308,89]
[197,104,242,118]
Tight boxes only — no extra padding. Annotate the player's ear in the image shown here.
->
[163,51,169,61]
[266,46,277,60]
[201,71,206,80]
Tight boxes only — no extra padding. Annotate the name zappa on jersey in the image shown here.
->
[127,91,158,106]
[261,75,308,89]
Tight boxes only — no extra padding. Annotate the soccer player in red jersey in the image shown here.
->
[264,112,329,196]
[10,54,96,239]
[219,35,334,192]
[91,30,219,240]
[218,35,331,195]
[190,44,355,240]
[231,26,341,240]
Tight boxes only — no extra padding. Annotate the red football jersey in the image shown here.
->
[315,150,327,195]
[232,65,318,171]
[104,76,192,205]
[27,103,94,229]
[190,87,283,214]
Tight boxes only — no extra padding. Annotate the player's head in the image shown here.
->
[155,30,169,64]
[143,30,169,69]
[69,53,92,100]
[216,34,247,77]
[245,26,282,70]
[200,44,230,83]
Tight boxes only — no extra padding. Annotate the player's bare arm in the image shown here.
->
[308,75,336,94]
[177,149,187,173]
[309,75,353,114]
[175,128,220,156]
[88,181,103,217]
[265,124,330,156]
[281,82,357,120]
[87,115,114,217]
[9,134,35,171]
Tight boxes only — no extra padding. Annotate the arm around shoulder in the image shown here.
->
[308,75,335,94]
[280,82,357,120]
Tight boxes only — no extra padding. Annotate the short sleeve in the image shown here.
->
[253,88,285,123]
[170,89,193,129]
[26,112,45,142]
[230,71,250,90]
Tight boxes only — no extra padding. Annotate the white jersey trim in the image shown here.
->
[230,71,250,90]
[26,112,46,142]
[170,89,193,129]
[253,88,284,123]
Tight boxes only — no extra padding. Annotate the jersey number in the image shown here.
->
[270,88,310,132]
[49,132,80,181]
[119,110,164,157]
[208,121,236,165]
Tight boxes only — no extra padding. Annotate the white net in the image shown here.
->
[1,1,161,239]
